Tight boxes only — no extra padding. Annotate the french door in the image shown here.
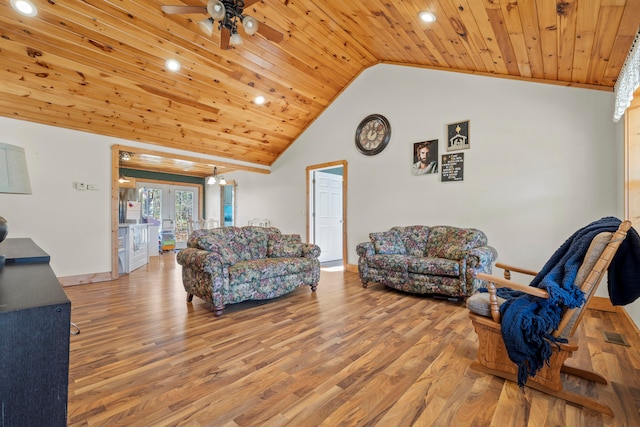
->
[138,183,199,248]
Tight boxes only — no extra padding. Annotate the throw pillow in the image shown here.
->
[370,231,406,255]
[392,225,429,257]
[196,236,239,265]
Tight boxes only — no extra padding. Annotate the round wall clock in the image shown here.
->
[355,114,391,156]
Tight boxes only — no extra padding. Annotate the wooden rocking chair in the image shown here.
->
[467,220,632,416]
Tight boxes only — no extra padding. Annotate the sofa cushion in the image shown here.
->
[370,231,407,255]
[194,235,239,265]
[228,257,315,284]
[268,234,303,258]
[407,257,460,277]
[367,254,408,272]
[466,292,506,318]
[391,225,430,257]
[242,226,271,259]
[220,227,253,261]
[426,226,487,259]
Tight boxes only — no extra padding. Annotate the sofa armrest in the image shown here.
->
[466,246,498,268]
[356,242,375,257]
[176,247,229,272]
[302,243,321,258]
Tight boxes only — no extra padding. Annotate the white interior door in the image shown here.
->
[315,170,343,262]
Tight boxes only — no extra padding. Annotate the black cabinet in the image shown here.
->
[0,239,70,426]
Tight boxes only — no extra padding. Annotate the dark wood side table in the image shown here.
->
[0,238,70,426]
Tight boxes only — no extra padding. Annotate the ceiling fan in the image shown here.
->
[161,0,284,50]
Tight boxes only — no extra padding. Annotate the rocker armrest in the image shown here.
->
[475,273,549,299]
[494,262,539,280]
[356,242,375,257]
[475,272,549,322]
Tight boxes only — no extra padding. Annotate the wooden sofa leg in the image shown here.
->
[311,284,318,291]
[362,281,368,288]
[186,293,193,302]
[213,305,225,317]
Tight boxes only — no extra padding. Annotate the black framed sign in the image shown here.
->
[355,114,391,156]
[441,153,464,182]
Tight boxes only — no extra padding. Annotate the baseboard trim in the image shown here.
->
[588,296,616,312]
[346,263,358,273]
[589,296,640,341]
[617,305,640,340]
[58,272,113,287]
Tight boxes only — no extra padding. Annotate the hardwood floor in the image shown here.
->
[64,253,640,426]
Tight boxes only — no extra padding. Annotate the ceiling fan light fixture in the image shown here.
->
[242,16,259,36]
[198,18,214,36]
[229,31,243,46]
[207,0,226,20]
[207,175,216,185]
[10,0,37,17]
[419,11,436,23]
[218,176,227,185]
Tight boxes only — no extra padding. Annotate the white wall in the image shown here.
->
[1,63,637,329]
[233,64,638,326]
[0,119,113,277]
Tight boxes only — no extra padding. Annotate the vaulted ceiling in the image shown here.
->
[1,0,638,177]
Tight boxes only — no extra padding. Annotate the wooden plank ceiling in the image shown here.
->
[1,0,639,177]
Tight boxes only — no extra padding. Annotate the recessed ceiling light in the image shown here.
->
[165,59,181,72]
[254,95,266,105]
[10,0,37,17]
[419,11,436,23]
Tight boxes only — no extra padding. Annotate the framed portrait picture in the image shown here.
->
[447,120,470,151]
[412,139,438,175]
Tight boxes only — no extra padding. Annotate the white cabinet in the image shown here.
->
[118,224,149,274]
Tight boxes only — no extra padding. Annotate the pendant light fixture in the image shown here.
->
[207,166,227,185]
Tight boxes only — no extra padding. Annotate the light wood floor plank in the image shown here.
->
[64,254,640,426]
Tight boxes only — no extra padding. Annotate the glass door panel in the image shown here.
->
[174,190,194,244]
[135,183,199,250]
[140,187,162,224]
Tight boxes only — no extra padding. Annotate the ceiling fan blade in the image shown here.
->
[244,0,261,6]
[161,5,207,14]
[220,27,231,50]
[256,22,284,43]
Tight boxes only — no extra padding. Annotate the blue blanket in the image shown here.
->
[495,217,640,386]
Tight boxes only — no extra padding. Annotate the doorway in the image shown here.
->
[220,181,236,226]
[625,86,640,228]
[307,161,348,269]
[138,183,199,249]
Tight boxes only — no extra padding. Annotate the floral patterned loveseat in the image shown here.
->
[356,225,497,299]
[177,226,321,316]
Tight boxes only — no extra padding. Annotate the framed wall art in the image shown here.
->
[412,139,438,175]
[441,153,464,181]
[447,120,470,151]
